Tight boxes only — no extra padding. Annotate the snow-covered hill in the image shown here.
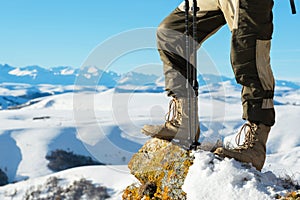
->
[0,165,137,200]
[0,64,299,199]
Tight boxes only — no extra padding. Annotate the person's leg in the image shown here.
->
[215,0,275,171]
[158,4,226,98]
[142,1,226,143]
[230,0,275,126]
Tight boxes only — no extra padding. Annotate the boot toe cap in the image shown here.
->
[141,124,166,136]
[214,147,227,158]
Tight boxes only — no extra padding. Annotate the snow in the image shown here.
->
[8,68,36,77]
[0,165,137,200]
[87,66,99,74]
[60,68,75,75]
[183,152,287,200]
[0,72,299,199]
[84,74,92,79]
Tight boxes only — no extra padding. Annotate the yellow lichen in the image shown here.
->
[123,138,195,200]
[122,185,140,200]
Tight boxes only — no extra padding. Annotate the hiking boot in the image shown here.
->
[141,97,200,143]
[214,122,270,171]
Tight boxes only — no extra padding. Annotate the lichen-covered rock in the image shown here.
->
[276,190,300,200]
[123,138,194,200]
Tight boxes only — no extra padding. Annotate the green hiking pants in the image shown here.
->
[157,0,275,126]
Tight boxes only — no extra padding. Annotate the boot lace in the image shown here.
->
[165,98,180,126]
[235,122,257,150]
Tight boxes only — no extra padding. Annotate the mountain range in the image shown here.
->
[1,64,300,110]
[1,64,299,89]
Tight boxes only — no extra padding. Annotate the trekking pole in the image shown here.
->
[185,0,200,150]
[290,0,296,14]
[191,0,200,150]
[184,0,192,149]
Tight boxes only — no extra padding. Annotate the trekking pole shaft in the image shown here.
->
[185,0,190,91]
[185,0,190,89]
[192,0,198,89]
[185,0,192,143]
[192,0,199,150]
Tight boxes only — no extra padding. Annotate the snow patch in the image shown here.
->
[183,152,289,200]
[87,66,99,75]
[8,68,36,77]
[60,68,75,75]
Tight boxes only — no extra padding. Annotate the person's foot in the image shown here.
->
[141,97,200,142]
[214,122,270,171]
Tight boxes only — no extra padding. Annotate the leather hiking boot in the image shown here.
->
[141,97,200,143]
[214,122,270,171]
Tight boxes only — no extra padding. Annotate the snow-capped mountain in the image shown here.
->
[2,64,299,89]
[0,64,120,87]
[1,64,300,110]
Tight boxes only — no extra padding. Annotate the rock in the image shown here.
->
[123,138,194,200]
[0,168,8,186]
[46,149,104,172]
[123,138,300,200]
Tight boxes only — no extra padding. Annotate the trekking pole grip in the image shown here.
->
[290,0,296,14]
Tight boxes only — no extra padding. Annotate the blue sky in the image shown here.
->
[0,0,299,80]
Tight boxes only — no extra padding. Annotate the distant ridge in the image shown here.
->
[1,64,299,89]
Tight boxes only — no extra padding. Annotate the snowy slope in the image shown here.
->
[0,73,299,199]
[0,165,137,200]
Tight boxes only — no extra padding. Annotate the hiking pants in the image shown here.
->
[157,0,275,126]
